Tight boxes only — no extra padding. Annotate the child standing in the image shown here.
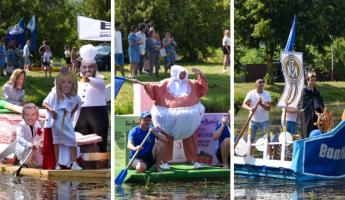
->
[43,46,52,78]
[42,67,82,170]
[15,103,43,168]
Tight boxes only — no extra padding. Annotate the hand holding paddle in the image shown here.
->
[115,131,152,186]
[235,98,261,148]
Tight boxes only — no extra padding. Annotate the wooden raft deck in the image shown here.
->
[0,164,110,180]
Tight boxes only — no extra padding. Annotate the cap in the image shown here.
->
[140,111,151,119]
[79,44,97,64]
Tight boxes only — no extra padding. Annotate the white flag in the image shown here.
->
[277,52,304,108]
[27,15,35,31]
[77,16,111,41]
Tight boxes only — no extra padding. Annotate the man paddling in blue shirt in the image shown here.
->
[127,111,167,172]
[212,112,230,168]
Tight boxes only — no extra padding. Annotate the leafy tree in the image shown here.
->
[235,0,345,83]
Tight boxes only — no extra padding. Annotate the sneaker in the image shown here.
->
[193,162,203,169]
[55,164,61,170]
[71,162,82,170]
[160,163,170,170]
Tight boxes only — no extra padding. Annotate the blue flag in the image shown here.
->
[27,15,37,52]
[284,15,296,52]
[8,18,26,49]
[115,76,126,98]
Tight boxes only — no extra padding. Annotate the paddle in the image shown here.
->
[0,140,17,160]
[234,99,261,148]
[14,135,43,177]
[115,130,152,186]
[14,148,34,177]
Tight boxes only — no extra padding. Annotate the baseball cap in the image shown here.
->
[140,111,151,118]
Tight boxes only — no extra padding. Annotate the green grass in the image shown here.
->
[0,70,111,106]
[234,81,345,135]
[115,63,230,114]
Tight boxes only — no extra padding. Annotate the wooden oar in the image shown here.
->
[14,148,34,177]
[115,131,152,186]
[234,99,261,148]
[14,135,43,177]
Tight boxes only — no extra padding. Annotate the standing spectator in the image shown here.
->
[136,23,147,75]
[147,29,161,75]
[0,37,6,76]
[162,31,177,74]
[115,22,125,77]
[23,40,32,72]
[43,46,52,78]
[222,30,230,72]
[38,41,48,67]
[71,47,79,72]
[15,43,23,69]
[64,45,72,71]
[128,25,142,78]
[6,43,17,74]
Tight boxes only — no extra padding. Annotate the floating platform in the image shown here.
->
[0,164,110,180]
[235,121,345,181]
[118,163,230,183]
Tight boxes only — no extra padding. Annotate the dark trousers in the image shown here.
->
[137,54,145,74]
[149,51,160,74]
[75,106,109,152]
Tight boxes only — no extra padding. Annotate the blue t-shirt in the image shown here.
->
[128,126,156,158]
[215,123,230,148]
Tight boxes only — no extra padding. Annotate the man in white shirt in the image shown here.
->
[75,44,109,152]
[242,79,272,147]
[115,22,125,77]
[136,23,147,75]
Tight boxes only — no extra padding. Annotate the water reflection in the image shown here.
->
[0,174,110,199]
[116,181,230,199]
[235,177,345,199]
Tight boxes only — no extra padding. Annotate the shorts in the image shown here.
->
[222,46,230,55]
[115,53,124,66]
[65,57,71,64]
[281,120,297,135]
[249,120,269,142]
[130,153,154,171]
[43,62,50,67]
[24,56,31,65]
[216,148,230,164]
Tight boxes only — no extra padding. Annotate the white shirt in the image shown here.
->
[23,44,30,57]
[281,108,297,122]
[43,51,51,63]
[136,31,146,55]
[64,50,71,57]
[115,30,123,54]
[222,36,231,46]
[78,77,106,107]
[244,89,271,122]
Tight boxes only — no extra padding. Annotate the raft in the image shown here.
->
[0,164,110,180]
[116,163,230,183]
[235,120,345,181]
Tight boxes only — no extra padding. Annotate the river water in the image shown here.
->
[115,181,230,199]
[235,177,345,199]
[0,174,110,199]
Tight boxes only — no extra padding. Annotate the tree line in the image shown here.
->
[0,0,110,59]
[235,0,345,81]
